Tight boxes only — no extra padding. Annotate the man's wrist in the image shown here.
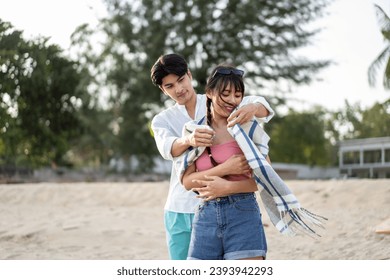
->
[171,137,191,157]
[183,135,191,146]
[254,102,268,117]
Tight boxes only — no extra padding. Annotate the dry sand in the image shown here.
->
[0,179,389,260]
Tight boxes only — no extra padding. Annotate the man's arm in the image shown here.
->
[151,115,179,161]
[152,114,215,159]
[171,128,214,157]
[227,95,275,127]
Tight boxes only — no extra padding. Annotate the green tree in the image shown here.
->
[267,108,332,166]
[326,101,363,141]
[0,20,87,167]
[368,4,390,89]
[328,100,390,141]
[359,100,390,137]
[71,0,331,170]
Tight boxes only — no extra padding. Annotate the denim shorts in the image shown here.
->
[187,193,267,260]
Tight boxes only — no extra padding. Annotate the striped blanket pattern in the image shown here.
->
[175,116,326,237]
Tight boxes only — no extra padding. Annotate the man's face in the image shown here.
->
[160,71,195,105]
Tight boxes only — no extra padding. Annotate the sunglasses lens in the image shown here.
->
[213,68,244,78]
[219,69,231,75]
[235,69,244,76]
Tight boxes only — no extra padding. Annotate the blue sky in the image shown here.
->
[0,0,389,111]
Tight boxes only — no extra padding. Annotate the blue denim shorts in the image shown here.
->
[187,193,267,260]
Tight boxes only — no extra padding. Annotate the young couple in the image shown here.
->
[150,53,325,260]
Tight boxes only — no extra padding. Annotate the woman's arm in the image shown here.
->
[190,155,272,200]
[192,176,257,201]
[181,154,251,190]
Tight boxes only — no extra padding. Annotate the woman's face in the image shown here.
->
[207,83,243,119]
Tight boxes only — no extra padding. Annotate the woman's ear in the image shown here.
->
[206,91,212,99]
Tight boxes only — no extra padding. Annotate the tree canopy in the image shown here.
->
[2,0,390,172]
[0,20,87,167]
[267,108,333,166]
[327,100,390,141]
[69,0,331,170]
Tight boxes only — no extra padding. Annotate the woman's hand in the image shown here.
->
[191,175,230,201]
[220,154,251,176]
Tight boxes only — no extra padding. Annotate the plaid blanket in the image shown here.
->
[175,115,326,237]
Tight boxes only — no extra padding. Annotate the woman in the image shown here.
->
[181,64,268,260]
[177,64,326,260]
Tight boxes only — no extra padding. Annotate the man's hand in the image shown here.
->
[186,128,215,147]
[227,103,268,127]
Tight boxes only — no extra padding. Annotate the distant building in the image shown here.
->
[339,136,390,178]
[272,163,339,180]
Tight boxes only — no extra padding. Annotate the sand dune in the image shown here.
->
[0,179,389,260]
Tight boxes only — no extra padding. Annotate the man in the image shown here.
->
[150,53,274,260]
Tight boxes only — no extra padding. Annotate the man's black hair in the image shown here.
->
[150,53,189,86]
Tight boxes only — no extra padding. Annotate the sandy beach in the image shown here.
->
[0,179,389,260]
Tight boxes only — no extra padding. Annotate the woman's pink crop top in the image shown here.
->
[195,140,250,181]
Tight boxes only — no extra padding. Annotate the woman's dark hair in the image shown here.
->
[205,64,245,166]
[150,53,188,86]
[205,64,245,128]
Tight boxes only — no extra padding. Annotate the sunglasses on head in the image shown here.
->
[211,68,245,78]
